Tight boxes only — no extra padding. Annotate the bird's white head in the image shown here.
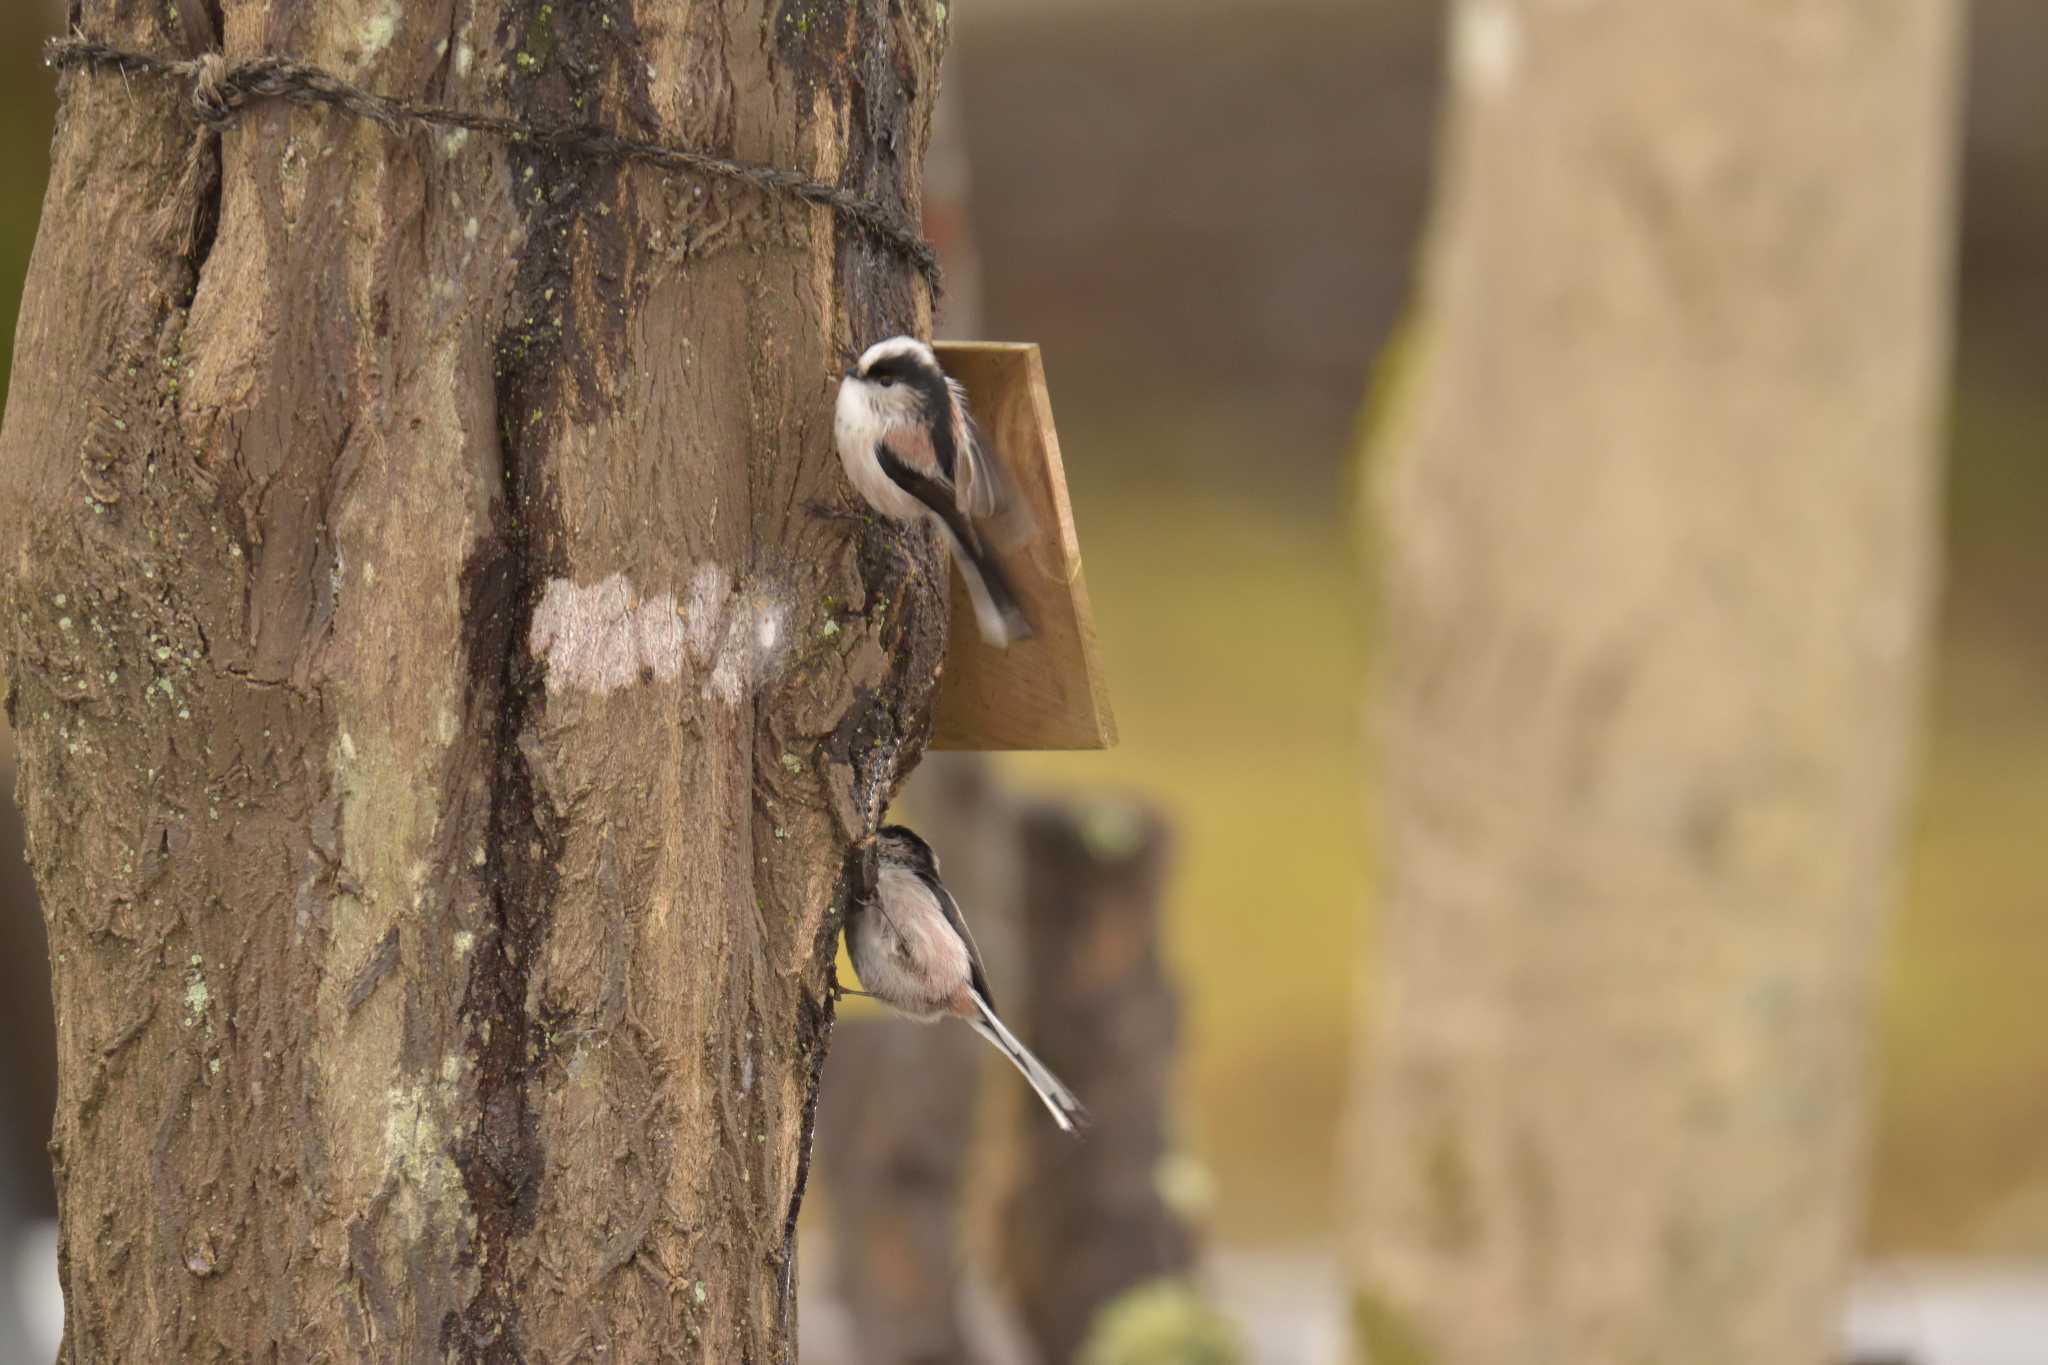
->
[835,336,949,441]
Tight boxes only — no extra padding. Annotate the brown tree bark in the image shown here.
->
[0,2,950,1360]
[1350,3,1963,1364]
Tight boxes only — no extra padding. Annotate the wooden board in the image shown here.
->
[929,342,1117,751]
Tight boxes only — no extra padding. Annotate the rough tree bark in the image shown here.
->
[1350,2,1963,1363]
[0,2,950,1360]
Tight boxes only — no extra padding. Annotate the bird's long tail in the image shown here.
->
[944,528,1035,648]
[966,991,1086,1135]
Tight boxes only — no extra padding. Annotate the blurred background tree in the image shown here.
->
[1350,1,1962,1361]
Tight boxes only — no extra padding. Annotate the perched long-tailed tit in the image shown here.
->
[846,825,1086,1134]
[834,337,1035,647]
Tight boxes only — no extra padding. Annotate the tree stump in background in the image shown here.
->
[1005,799,1193,1365]
[811,1017,984,1365]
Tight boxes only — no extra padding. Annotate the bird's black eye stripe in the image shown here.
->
[862,355,917,388]
[861,353,955,430]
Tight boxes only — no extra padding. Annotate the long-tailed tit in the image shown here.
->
[845,825,1086,1134]
[834,337,1035,647]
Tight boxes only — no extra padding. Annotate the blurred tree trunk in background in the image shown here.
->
[0,2,947,1359]
[1004,800,1192,1365]
[1350,2,1963,1363]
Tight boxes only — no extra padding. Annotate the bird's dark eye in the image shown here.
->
[875,375,896,388]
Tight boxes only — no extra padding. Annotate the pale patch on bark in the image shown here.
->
[706,604,752,706]
[530,573,686,693]
[701,580,791,706]
[312,708,474,1315]
[531,569,790,703]
[683,563,734,659]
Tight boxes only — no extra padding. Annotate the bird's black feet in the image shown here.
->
[828,970,878,1005]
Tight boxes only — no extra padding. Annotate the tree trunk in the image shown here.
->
[1350,3,1962,1363]
[0,3,949,1360]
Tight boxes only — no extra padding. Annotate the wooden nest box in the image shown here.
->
[928,343,1117,752]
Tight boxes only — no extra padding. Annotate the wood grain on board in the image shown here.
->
[930,342,1117,750]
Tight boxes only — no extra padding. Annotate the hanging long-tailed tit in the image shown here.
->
[845,825,1086,1134]
[833,337,1035,647]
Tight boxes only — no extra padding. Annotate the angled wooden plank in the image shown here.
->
[929,342,1117,751]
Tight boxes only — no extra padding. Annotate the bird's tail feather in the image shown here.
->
[944,527,1035,648]
[874,441,1035,647]
[967,993,1086,1135]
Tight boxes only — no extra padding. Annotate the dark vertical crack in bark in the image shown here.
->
[180,147,222,307]
[450,523,548,1363]
[448,194,561,1365]
[452,5,652,1356]
[152,4,223,304]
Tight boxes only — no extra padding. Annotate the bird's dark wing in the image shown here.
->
[918,866,995,1012]
[877,444,1035,646]
[876,444,982,555]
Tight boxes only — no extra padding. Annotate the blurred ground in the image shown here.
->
[0,0,2043,1307]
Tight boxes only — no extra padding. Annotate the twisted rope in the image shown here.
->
[45,34,943,296]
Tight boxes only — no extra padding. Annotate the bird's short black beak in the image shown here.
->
[842,365,859,379]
